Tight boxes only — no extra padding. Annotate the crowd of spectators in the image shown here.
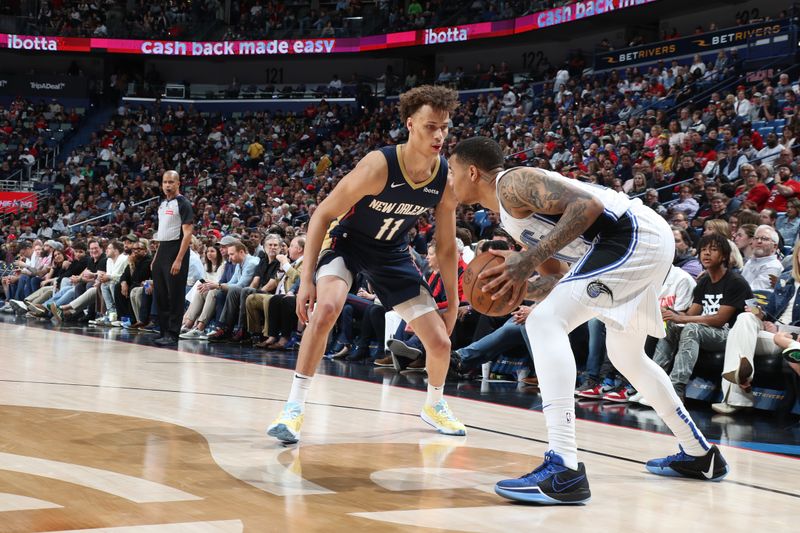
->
[9,1,787,43]
[3,44,800,413]
[7,1,576,40]
[9,0,224,39]
[0,97,83,182]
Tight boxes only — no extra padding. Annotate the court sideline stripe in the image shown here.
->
[16,321,800,463]
[0,377,797,501]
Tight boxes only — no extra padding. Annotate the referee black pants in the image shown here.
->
[153,241,189,338]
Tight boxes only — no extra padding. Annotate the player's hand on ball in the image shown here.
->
[479,249,531,303]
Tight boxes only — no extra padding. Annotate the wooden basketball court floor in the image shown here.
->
[0,320,796,532]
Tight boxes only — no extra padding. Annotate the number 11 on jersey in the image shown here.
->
[375,217,404,240]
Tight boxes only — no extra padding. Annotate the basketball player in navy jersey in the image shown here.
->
[268,86,466,443]
[448,137,728,505]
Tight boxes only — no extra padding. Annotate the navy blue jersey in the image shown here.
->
[332,145,448,248]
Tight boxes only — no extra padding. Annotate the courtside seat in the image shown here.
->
[688,350,795,411]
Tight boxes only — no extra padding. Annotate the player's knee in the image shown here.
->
[526,306,568,335]
[311,300,340,328]
[425,333,451,356]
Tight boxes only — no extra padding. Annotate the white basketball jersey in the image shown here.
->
[496,168,638,263]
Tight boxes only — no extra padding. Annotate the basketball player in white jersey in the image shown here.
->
[449,137,728,505]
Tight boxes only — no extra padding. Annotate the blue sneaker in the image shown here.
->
[646,444,729,481]
[495,451,591,504]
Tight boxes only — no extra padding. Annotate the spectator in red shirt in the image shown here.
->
[764,164,800,212]
[739,122,763,151]
[696,139,718,168]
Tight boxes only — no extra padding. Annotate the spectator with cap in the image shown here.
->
[765,164,800,213]
[122,232,139,255]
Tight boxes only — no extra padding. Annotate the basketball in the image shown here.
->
[463,253,525,316]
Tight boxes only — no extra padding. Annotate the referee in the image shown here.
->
[152,170,193,346]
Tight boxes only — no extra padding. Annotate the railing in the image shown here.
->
[631,142,800,201]
[643,55,795,122]
[66,196,159,233]
[0,169,25,189]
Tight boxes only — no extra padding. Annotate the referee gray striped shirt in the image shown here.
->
[156,195,194,242]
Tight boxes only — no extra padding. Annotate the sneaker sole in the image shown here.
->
[576,393,603,400]
[494,485,591,505]
[783,348,800,363]
[9,301,27,315]
[373,361,394,367]
[711,404,743,415]
[267,424,299,444]
[387,340,422,372]
[420,410,466,436]
[602,396,632,403]
[645,464,729,482]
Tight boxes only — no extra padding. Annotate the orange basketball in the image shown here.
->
[463,253,525,316]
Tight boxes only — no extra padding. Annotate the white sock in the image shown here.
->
[426,383,444,406]
[605,330,710,457]
[287,373,313,407]
[660,405,710,457]
[543,397,579,470]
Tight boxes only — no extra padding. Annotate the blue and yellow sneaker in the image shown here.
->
[495,451,591,504]
[267,402,304,444]
[420,399,466,436]
[646,444,729,481]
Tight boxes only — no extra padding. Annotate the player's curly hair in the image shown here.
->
[399,85,459,122]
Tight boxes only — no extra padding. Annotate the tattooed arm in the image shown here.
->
[527,274,563,301]
[481,168,604,300]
